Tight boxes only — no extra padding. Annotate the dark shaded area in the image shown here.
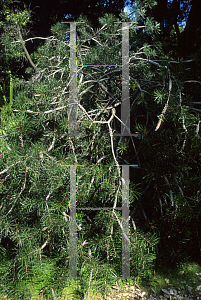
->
[4,0,128,46]
[135,0,201,57]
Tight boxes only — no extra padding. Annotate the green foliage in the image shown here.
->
[1,3,201,299]
[117,139,129,155]
[0,5,30,63]
[153,89,164,104]
[2,8,29,26]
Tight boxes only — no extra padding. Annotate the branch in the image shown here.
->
[12,36,58,43]
[17,24,37,70]
[155,77,172,131]
[112,210,137,248]
[48,133,56,152]
[0,166,28,224]
[0,160,22,175]
[84,249,93,300]
[68,137,78,164]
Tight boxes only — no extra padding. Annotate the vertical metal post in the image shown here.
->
[121,23,130,136]
[68,23,77,136]
[69,165,77,278]
[121,165,130,278]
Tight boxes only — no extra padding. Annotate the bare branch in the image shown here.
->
[17,24,37,70]
[0,160,22,175]
[12,36,58,43]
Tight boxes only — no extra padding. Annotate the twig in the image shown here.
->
[68,137,78,163]
[0,166,28,223]
[112,210,137,248]
[86,156,106,197]
[46,189,53,222]
[17,24,37,70]
[12,36,58,43]
[164,175,174,206]
[155,77,172,131]
[48,133,56,152]
[84,249,93,300]
[0,160,22,175]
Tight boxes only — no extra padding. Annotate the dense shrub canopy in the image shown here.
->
[0,1,201,298]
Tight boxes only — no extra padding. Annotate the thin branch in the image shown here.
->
[0,166,28,223]
[13,109,40,114]
[155,77,172,131]
[68,137,78,164]
[17,24,37,70]
[86,156,106,197]
[183,80,201,84]
[112,210,137,248]
[164,175,174,206]
[84,249,93,300]
[48,133,56,152]
[46,189,53,223]
[0,160,22,175]
[12,36,58,43]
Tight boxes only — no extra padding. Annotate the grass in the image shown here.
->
[60,261,201,299]
[138,261,201,297]
[1,261,201,299]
